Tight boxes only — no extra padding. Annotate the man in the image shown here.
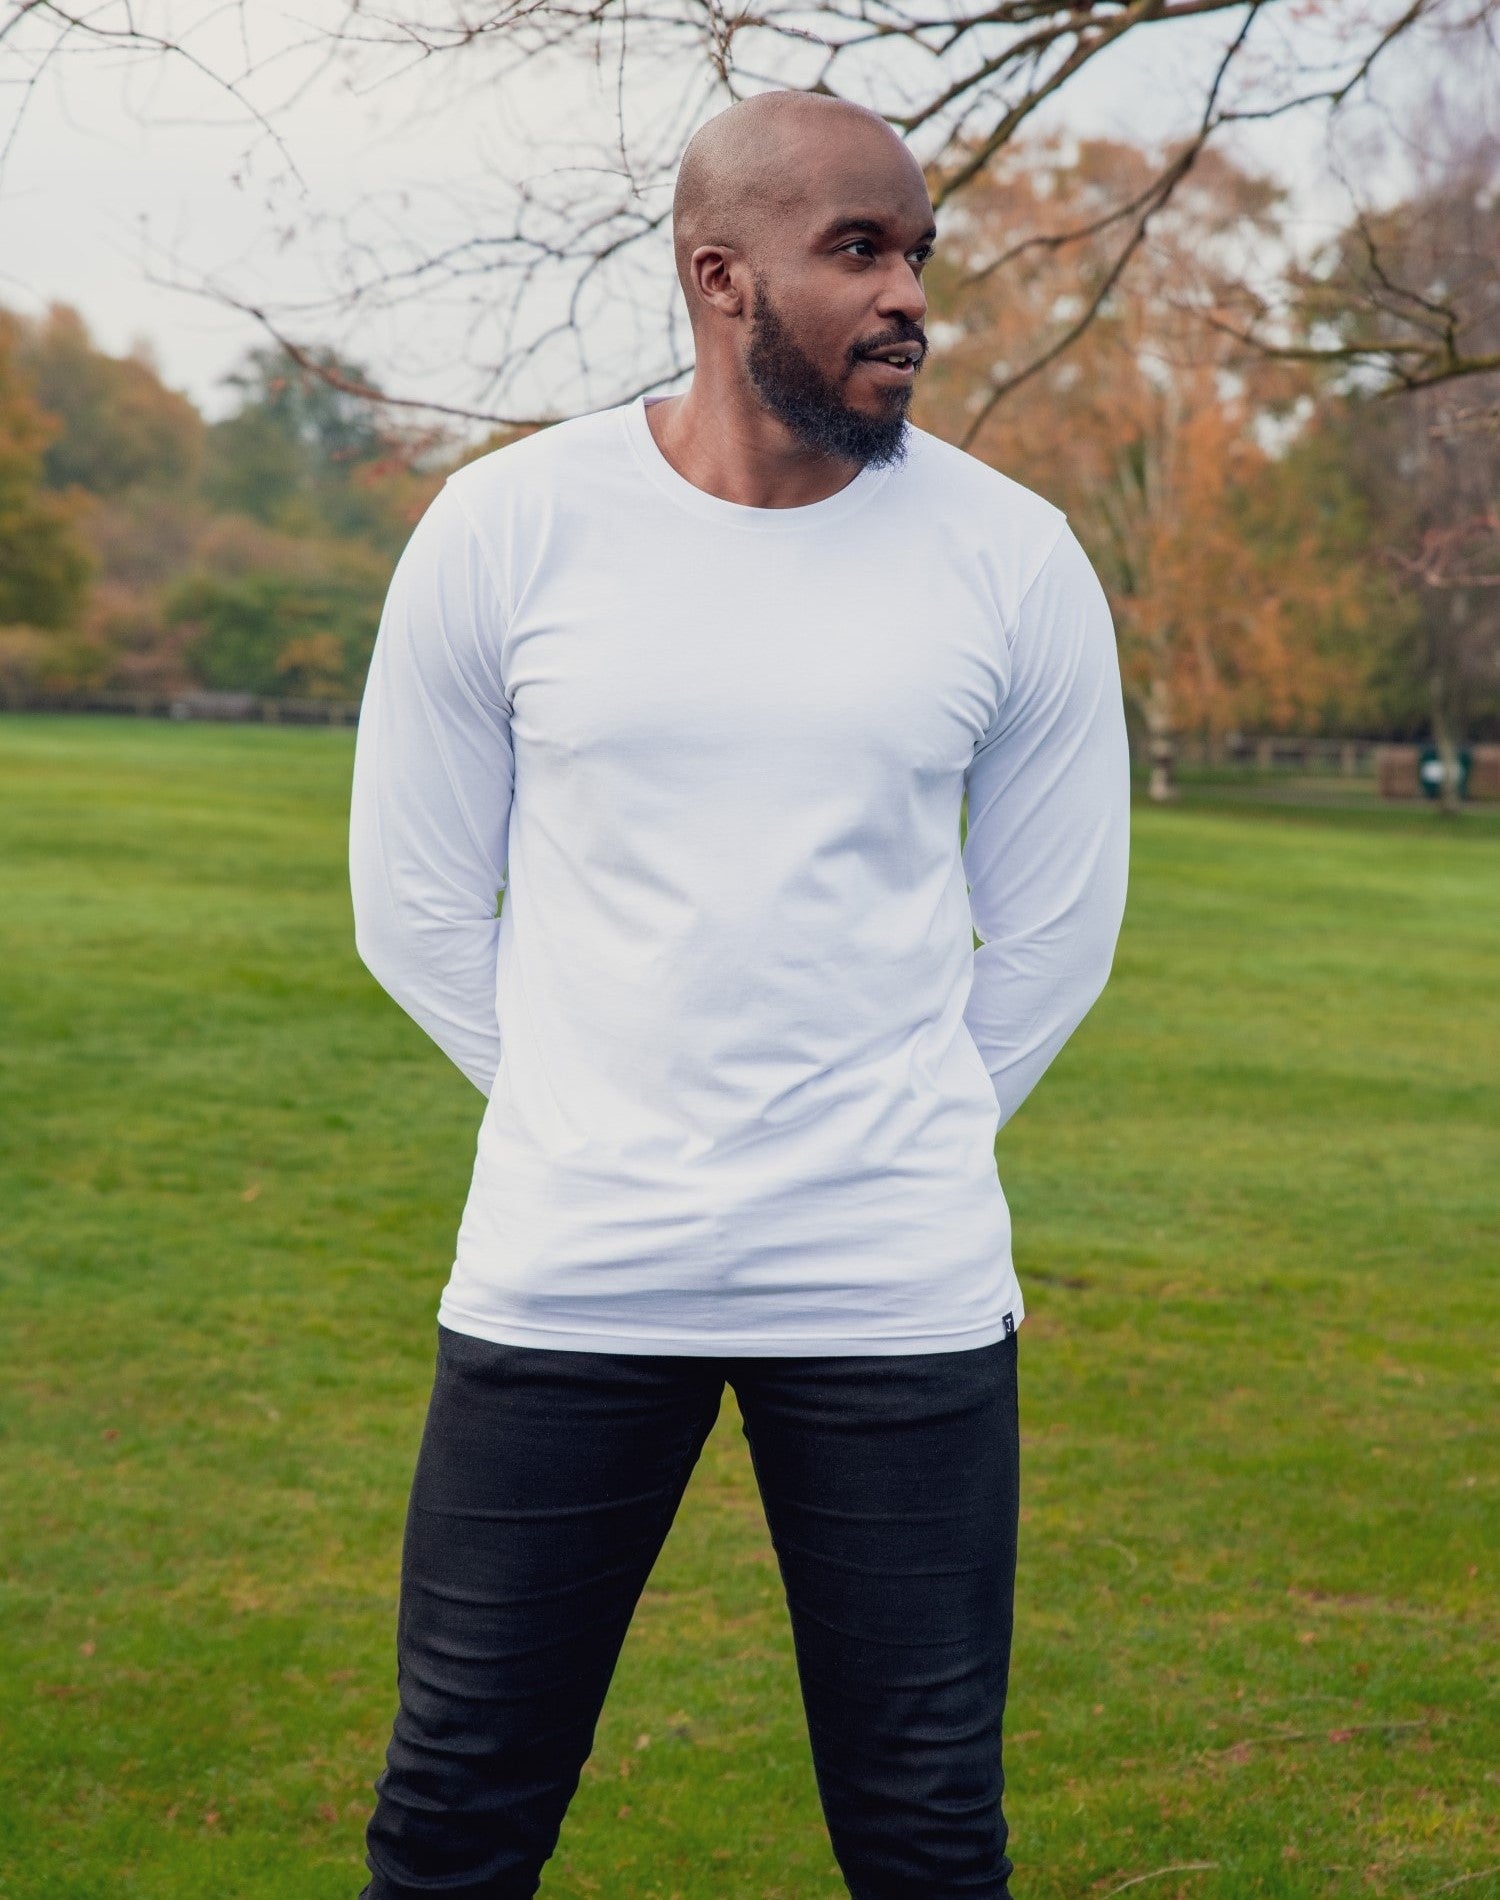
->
[348,88,1130,1900]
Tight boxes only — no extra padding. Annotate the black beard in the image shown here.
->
[744,275,917,471]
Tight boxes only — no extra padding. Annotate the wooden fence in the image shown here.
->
[5,696,1499,797]
[0,689,361,725]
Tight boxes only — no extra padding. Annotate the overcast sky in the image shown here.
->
[0,2,1402,421]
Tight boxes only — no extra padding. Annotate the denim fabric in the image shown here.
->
[359,1323,1020,1899]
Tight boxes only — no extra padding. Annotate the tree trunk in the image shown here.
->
[1431,683,1464,815]
[1147,672,1177,803]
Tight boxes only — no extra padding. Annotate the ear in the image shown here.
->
[688,244,747,319]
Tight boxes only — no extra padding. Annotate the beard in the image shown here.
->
[743,273,922,470]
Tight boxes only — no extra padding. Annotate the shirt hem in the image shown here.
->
[433,1294,1026,1358]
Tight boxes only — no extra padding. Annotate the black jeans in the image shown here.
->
[359,1322,1021,1900]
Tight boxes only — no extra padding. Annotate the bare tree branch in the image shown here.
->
[3,0,1494,420]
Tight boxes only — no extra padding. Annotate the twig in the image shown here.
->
[1100,1864,1218,1897]
[1213,1717,1434,1753]
[1416,1870,1500,1897]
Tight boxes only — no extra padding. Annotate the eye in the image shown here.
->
[841,237,876,259]
[909,243,935,268]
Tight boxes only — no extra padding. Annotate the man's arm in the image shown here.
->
[348,480,514,1098]
[962,520,1131,1132]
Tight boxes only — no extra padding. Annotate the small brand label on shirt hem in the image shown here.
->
[434,1298,1025,1358]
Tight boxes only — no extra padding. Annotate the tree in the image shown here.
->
[1306,130,1500,807]
[1212,25,1500,402]
[14,303,204,496]
[3,0,1493,425]
[918,137,1374,796]
[1335,387,1500,806]
[0,303,455,699]
[0,310,90,657]
[203,345,450,554]
[164,533,392,700]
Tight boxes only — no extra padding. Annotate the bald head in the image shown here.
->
[672,92,923,312]
[663,89,934,471]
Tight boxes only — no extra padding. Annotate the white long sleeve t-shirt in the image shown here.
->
[348,394,1131,1355]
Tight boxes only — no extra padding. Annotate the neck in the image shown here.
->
[644,372,866,510]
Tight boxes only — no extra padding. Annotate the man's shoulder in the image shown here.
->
[443,403,628,512]
[895,428,1083,632]
[903,425,1068,550]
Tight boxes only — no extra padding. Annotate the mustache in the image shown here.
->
[850,320,929,366]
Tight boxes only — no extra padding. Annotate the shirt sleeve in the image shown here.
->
[348,479,514,1098]
[961,520,1131,1132]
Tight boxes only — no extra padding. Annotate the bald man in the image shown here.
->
[350,89,1130,1900]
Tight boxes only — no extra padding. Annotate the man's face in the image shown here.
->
[740,128,935,468]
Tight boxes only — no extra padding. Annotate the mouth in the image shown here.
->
[853,343,925,385]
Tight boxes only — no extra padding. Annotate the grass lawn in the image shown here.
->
[1,712,1496,1900]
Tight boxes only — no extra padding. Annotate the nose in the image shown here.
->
[877,256,928,327]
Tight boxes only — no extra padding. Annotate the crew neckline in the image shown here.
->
[621,394,899,532]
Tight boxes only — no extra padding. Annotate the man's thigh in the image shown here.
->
[732,1335,1021,1900]
[362,1326,725,1900]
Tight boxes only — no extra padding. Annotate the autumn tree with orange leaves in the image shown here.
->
[917,137,1381,798]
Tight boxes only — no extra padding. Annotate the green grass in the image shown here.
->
[1,712,1496,1900]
